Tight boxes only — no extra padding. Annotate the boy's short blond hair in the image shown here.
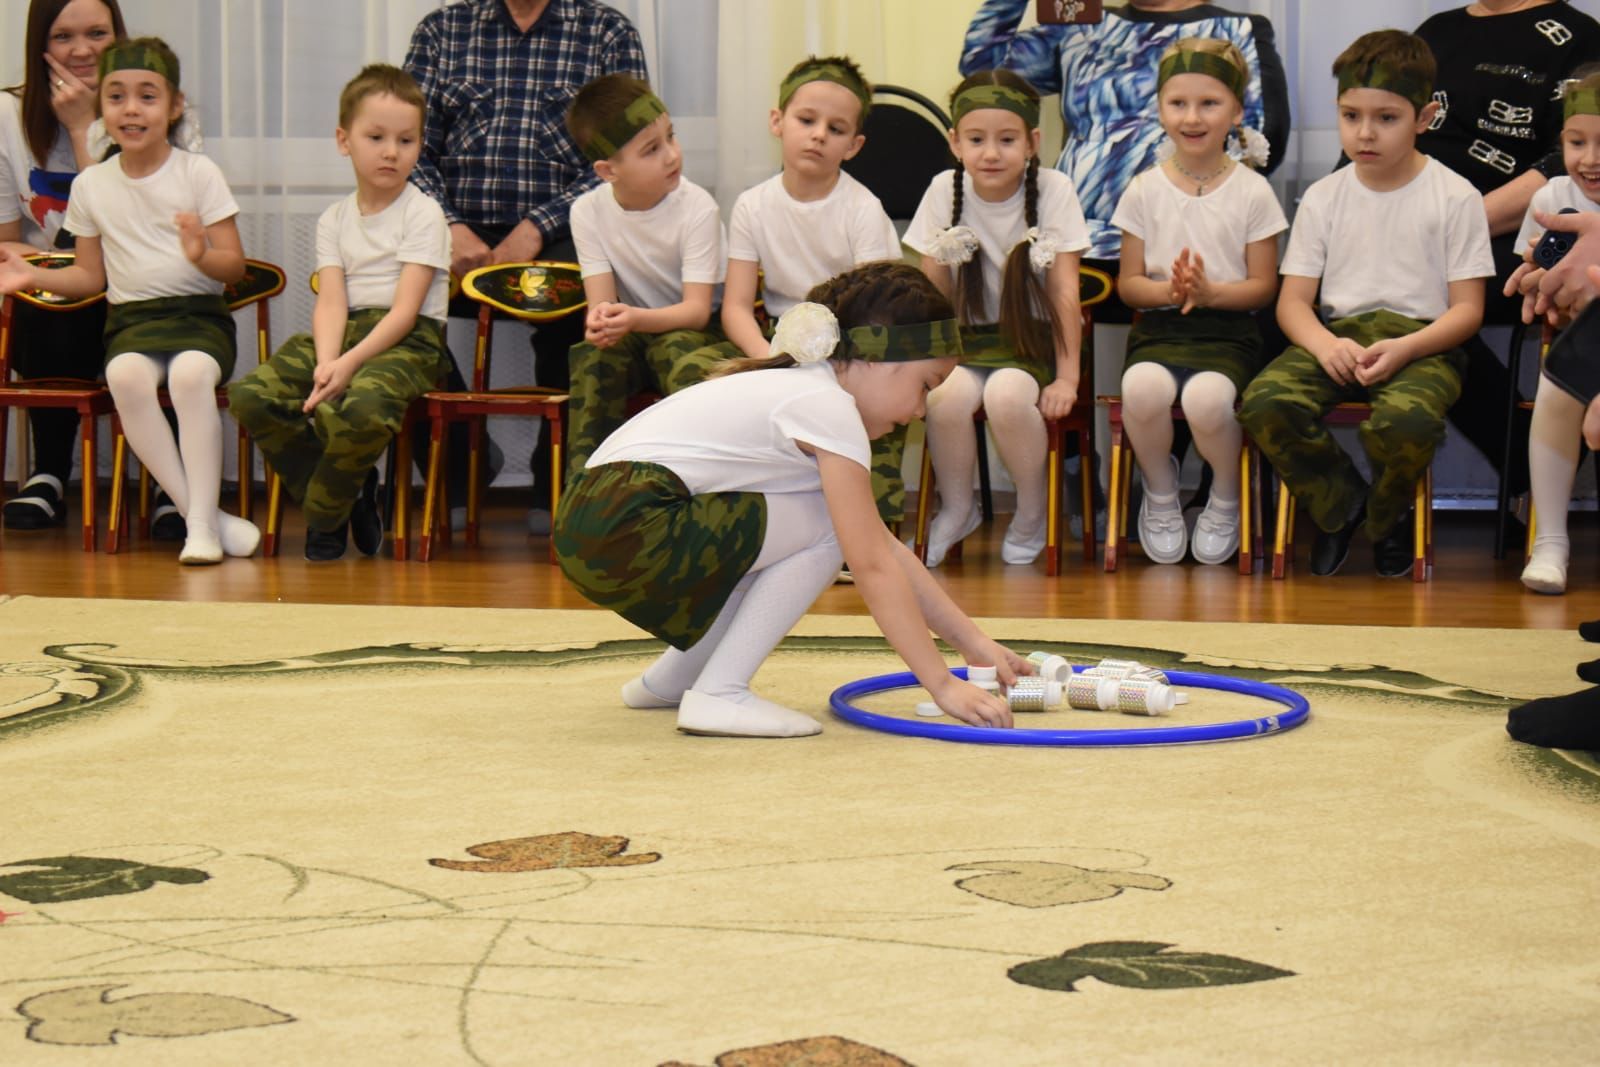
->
[338,63,425,129]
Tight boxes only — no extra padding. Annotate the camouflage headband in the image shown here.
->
[839,319,965,363]
[952,84,1040,129]
[778,61,871,115]
[1565,88,1600,123]
[581,91,667,162]
[1336,62,1430,113]
[1158,49,1246,102]
[98,43,179,88]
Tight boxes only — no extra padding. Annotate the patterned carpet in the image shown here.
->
[1,596,1596,1065]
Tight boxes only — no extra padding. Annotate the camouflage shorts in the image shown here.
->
[554,461,766,650]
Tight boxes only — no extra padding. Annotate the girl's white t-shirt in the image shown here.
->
[588,362,871,494]
[727,172,901,317]
[64,148,238,304]
[1109,163,1287,305]
[571,177,725,311]
[1514,175,1600,259]
[316,183,451,322]
[1279,157,1494,323]
[903,167,1091,323]
[0,92,77,250]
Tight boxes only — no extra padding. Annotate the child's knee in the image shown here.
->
[1361,404,1444,462]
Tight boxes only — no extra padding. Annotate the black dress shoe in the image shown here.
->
[1373,510,1415,578]
[1309,501,1365,577]
[304,522,349,561]
[350,468,383,557]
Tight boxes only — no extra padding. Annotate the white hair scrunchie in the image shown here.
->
[927,224,980,267]
[768,301,840,364]
[1024,227,1062,272]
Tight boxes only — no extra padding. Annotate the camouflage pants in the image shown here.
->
[228,310,448,530]
[565,327,727,481]
[1238,310,1463,539]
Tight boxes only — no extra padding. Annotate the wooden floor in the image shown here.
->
[2,493,1596,631]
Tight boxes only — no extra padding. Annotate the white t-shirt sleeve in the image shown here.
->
[727,188,760,264]
[1246,176,1290,244]
[851,191,902,264]
[398,190,451,270]
[313,200,343,273]
[191,154,239,227]
[902,171,956,256]
[1279,183,1329,280]
[1444,180,1495,282]
[680,190,726,285]
[62,173,97,237]
[1039,170,1091,254]
[570,191,611,279]
[1108,170,1147,241]
[771,390,872,471]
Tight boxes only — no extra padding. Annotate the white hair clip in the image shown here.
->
[768,301,840,365]
[1228,126,1271,169]
[928,224,980,267]
[1024,227,1061,272]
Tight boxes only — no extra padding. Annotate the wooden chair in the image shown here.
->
[104,259,287,552]
[1099,397,1265,574]
[0,253,113,551]
[416,261,586,563]
[910,266,1114,576]
[1269,403,1434,582]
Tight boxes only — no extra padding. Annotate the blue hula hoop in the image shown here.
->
[829,666,1310,746]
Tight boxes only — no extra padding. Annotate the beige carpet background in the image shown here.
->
[1,595,1597,1065]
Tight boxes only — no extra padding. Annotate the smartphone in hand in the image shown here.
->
[1543,301,1600,405]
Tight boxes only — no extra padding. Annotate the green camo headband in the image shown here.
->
[98,42,179,89]
[1565,87,1600,123]
[841,318,965,363]
[952,83,1040,129]
[1336,62,1430,112]
[1158,49,1246,102]
[581,91,667,162]
[778,61,871,117]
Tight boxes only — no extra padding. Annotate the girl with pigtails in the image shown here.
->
[903,69,1090,567]
[554,262,1029,740]
[1111,37,1285,566]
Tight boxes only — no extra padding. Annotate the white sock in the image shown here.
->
[925,365,983,534]
[1528,375,1581,566]
[1181,371,1242,503]
[982,368,1046,534]
[1121,362,1179,498]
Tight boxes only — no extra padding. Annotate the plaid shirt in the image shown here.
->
[404,0,647,238]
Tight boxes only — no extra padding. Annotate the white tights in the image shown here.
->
[1119,363,1241,504]
[639,491,841,707]
[1528,374,1584,568]
[925,365,1046,539]
[105,350,255,555]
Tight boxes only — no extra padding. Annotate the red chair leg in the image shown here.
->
[1045,419,1061,577]
[419,415,447,562]
[1103,418,1125,573]
[80,414,97,552]
[1077,428,1095,565]
[107,423,128,554]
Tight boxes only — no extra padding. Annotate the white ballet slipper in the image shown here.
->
[925,503,982,568]
[676,689,821,738]
[179,525,224,565]
[1521,548,1569,595]
[1000,516,1046,565]
[219,512,261,558]
[621,674,678,709]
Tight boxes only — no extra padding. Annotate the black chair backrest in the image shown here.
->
[841,84,953,222]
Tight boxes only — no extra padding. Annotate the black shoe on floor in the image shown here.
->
[1372,511,1415,578]
[1309,501,1365,577]
[151,488,186,541]
[2,473,66,529]
[305,523,349,562]
[350,469,383,557]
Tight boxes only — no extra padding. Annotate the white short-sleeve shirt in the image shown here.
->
[1514,175,1600,260]
[63,148,238,304]
[316,183,451,323]
[588,362,871,494]
[1279,158,1494,323]
[571,177,725,311]
[727,172,902,317]
[0,92,77,250]
[1109,164,1287,307]
[903,167,1091,323]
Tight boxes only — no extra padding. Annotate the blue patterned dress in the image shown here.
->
[961,1,1290,260]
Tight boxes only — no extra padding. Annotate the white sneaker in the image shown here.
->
[1190,501,1240,565]
[621,675,678,708]
[1000,517,1046,565]
[1521,549,1569,595]
[676,690,821,737]
[179,526,224,565]
[925,504,981,568]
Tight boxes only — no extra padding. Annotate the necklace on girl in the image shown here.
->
[1168,156,1231,196]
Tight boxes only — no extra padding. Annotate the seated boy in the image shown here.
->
[564,75,727,478]
[1238,30,1494,578]
[229,64,451,560]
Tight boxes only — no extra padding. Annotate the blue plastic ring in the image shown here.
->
[829,666,1310,746]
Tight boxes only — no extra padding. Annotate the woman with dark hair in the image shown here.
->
[0,0,127,529]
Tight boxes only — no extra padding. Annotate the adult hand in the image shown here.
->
[175,213,207,264]
[1583,392,1600,452]
[303,355,357,412]
[449,223,492,279]
[1534,210,1600,319]
[491,219,544,265]
[1313,337,1365,386]
[1039,376,1078,419]
[43,54,96,135]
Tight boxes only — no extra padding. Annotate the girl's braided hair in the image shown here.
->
[948,69,1063,371]
[716,260,955,375]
